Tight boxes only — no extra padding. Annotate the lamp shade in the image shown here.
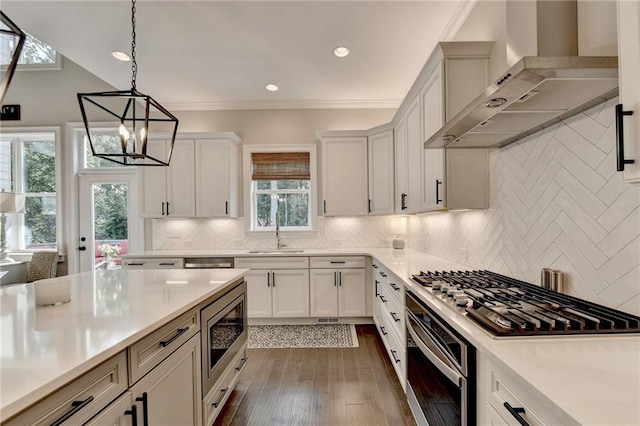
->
[0,11,26,105]
[0,192,25,213]
[390,216,408,235]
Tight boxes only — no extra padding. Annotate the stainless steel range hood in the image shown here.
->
[424,0,618,149]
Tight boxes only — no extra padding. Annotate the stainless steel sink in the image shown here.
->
[246,249,305,254]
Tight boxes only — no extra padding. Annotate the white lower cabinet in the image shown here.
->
[130,333,202,426]
[237,257,311,318]
[478,353,572,426]
[309,268,366,317]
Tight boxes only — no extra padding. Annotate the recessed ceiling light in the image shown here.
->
[112,50,130,61]
[266,84,279,92]
[333,46,349,58]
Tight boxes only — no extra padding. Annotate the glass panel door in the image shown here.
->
[78,174,139,272]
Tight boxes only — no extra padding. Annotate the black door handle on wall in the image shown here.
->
[436,180,443,204]
[616,103,635,172]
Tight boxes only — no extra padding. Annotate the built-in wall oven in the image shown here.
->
[405,290,475,426]
[200,280,247,396]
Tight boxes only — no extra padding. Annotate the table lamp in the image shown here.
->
[0,192,25,262]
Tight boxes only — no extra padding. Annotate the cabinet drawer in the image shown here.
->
[377,283,405,342]
[203,345,248,426]
[486,359,567,426]
[310,256,365,269]
[5,352,128,426]
[128,307,199,384]
[122,258,184,269]
[235,256,309,269]
[378,312,406,387]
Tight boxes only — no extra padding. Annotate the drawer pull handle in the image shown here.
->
[212,387,229,408]
[158,262,175,266]
[372,264,378,269]
[504,402,530,426]
[124,404,138,426]
[391,349,400,364]
[50,395,94,426]
[380,326,388,336]
[135,392,149,426]
[235,357,248,372]
[380,272,387,277]
[390,312,400,322]
[128,262,144,266]
[330,260,346,264]
[390,283,399,291]
[159,327,189,347]
[379,295,387,303]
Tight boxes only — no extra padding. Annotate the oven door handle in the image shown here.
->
[406,312,463,387]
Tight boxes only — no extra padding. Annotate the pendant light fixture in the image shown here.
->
[77,0,178,166]
[0,11,26,105]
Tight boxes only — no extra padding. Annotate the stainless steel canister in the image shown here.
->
[541,268,553,290]
[551,270,564,293]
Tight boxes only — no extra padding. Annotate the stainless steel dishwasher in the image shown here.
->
[183,257,234,269]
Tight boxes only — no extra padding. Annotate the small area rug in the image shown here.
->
[248,324,359,348]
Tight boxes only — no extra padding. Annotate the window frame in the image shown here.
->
[0,127,62,253]
[0,33,62,71]
[243,144,318,233]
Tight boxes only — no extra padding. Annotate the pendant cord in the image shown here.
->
[131,0,137,90]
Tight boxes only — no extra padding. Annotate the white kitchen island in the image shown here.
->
[0,267,247,423]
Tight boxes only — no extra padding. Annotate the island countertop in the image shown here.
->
[0,267,247,421]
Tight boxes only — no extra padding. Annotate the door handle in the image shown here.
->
[135,392,149,426]
[161,201,166,216]
[124,404,138,426]
[615,104,635,171]
[436,180,443,204]
[78,246,86,251]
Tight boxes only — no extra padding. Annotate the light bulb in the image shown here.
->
[139,126,147,142]
[118,123,127,137]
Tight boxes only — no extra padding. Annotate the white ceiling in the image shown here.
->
[3,1,466,111]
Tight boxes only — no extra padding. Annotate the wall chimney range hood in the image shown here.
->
[424,0,618,150]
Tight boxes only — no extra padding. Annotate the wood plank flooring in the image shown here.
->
[214,325,416,426]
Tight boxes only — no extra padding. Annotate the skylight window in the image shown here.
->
[1,33,60,69]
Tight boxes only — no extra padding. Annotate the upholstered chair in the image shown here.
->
[26,251,58,282]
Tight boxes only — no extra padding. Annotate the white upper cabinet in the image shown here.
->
[420,42,493,211]
[394,116,409,213]
[140,139,195,218]
[195,137,239,217]
[368,126,395,215]
[140,133,241,219]
[320,134,369,216]
[405,97,423,213]
[617,0,640,183]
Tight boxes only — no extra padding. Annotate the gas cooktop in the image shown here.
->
[411,270,640,337]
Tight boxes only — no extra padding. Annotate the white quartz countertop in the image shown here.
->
[126,247,640,425]
[0,268,247,421]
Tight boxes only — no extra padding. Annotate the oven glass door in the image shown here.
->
[207,293,245,371]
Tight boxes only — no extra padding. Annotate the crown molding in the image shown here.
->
[439,0,479,41]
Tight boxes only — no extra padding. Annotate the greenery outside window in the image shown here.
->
[0,131,58,251]
[0,32,61,70]
[244,146,317,232]
[82,131,129,169]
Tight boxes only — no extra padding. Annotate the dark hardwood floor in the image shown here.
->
[214,325,417,426]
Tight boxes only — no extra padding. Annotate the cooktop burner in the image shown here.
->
[411,270,640,337]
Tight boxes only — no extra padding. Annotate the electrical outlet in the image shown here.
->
[165,229,181,238]
[459,248,469,263]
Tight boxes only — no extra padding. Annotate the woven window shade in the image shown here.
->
[251,152,310,180]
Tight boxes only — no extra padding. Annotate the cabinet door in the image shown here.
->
[405,97,423,213]
[368,129,395,215]
[272,269,310,317]
[310,269,339,317]
[130,334,202,426]
[421,64,446,211]
[84,392,133,426]
[195,139,238,217]
[139,139,168,218]
[338,268,366,317]
[166,139,196,217]
[245,269,272,318]
[618,0,640,183]
[321,137,368,216]
[394,117,409,213]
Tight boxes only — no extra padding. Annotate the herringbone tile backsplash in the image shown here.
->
[409,98,640,315]
[152,98,640,315]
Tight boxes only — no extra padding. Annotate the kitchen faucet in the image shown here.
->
[275,210,286,249]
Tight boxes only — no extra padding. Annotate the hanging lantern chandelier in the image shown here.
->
[77,0,178,166]
[0,11,26,105]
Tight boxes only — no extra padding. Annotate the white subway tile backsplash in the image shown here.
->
[410,99,640,315]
